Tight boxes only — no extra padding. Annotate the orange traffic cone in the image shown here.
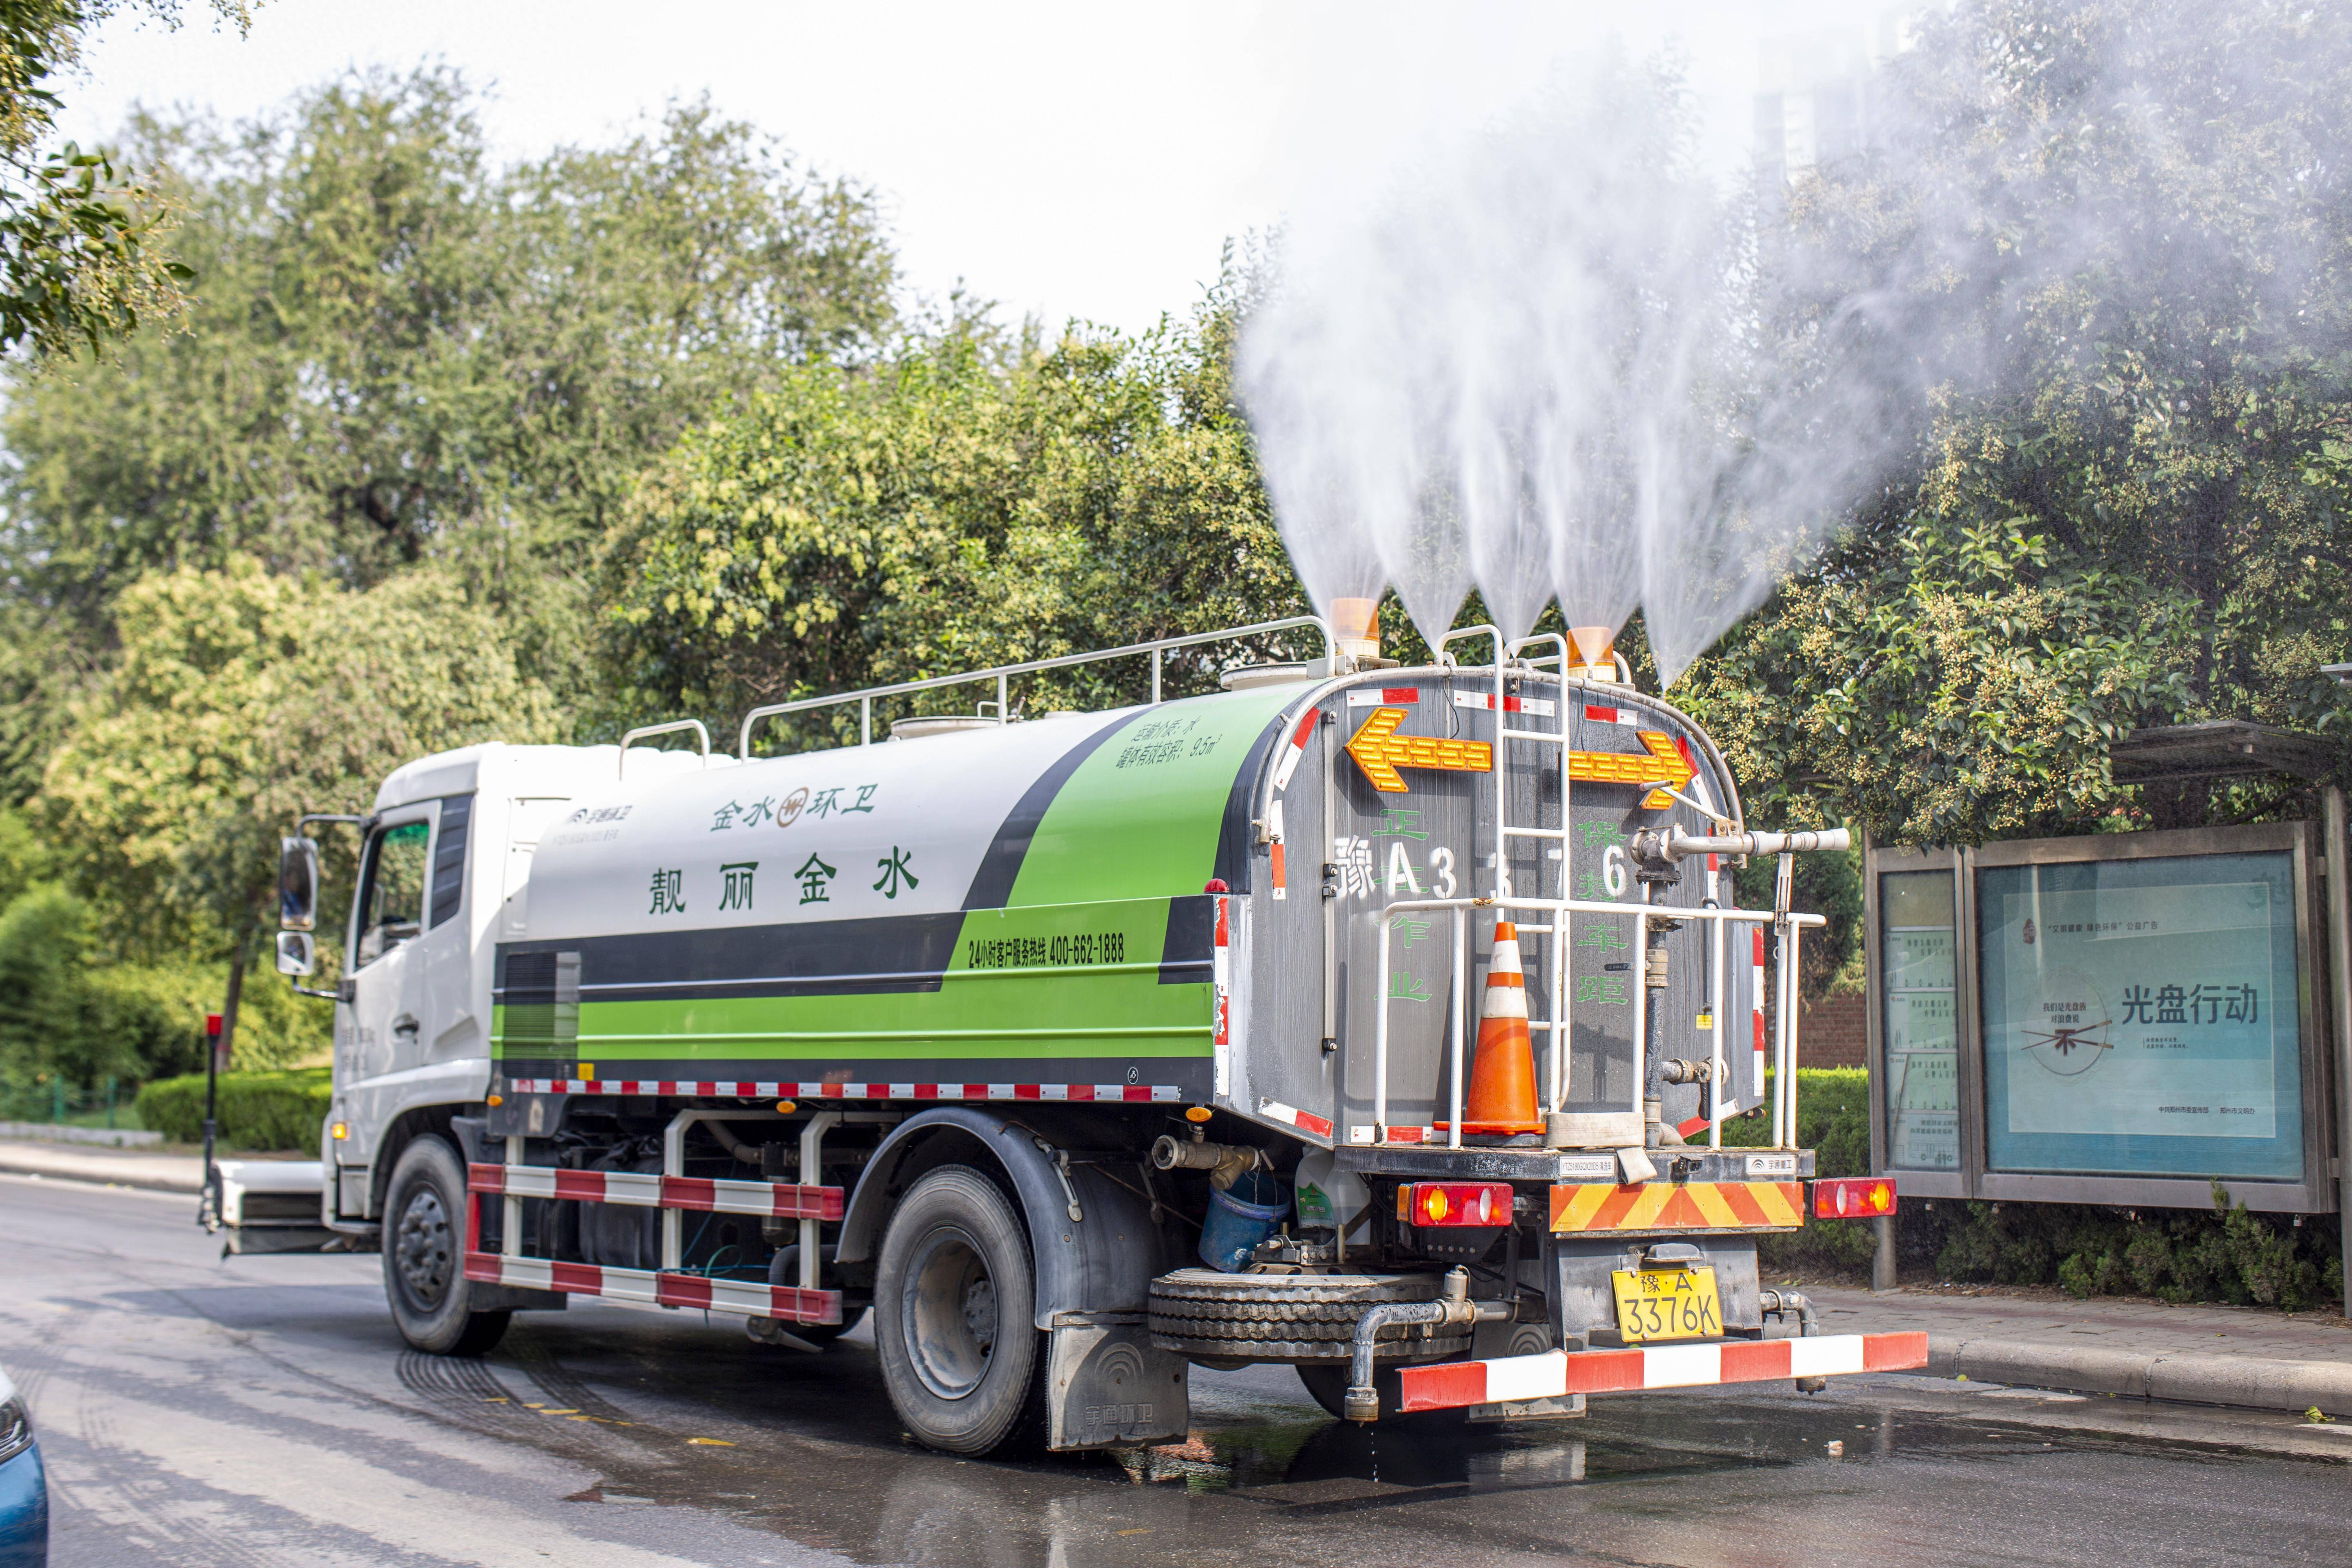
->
[1439,918,1544,1137]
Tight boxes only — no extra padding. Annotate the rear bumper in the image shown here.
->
[1395,1330,1931,1413]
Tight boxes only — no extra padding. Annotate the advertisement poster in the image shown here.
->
[1881,871,1959,1171]
[1978,852,2303,1181]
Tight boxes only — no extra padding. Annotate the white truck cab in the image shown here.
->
[323,742,711,1227]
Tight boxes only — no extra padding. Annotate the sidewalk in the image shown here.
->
[0,1138,210,1193]
[1811,1282,2352,1417]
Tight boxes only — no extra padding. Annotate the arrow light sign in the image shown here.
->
[1345,707,1491,793]
[1345,705,1698,808]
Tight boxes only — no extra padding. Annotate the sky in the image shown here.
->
[62,0,1891,337]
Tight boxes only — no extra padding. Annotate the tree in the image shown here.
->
[1683,0,2352,846]
[596,273,1313,748]
[0,3,254,360]
[0,69,899,796]
[41,556,558,1056]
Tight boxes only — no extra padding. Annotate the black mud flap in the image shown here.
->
[1045,1312,1189,1450]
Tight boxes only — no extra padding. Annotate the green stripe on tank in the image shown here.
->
[1008,684,1302,906]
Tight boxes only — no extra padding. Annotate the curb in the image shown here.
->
[1922,1332,2352,1417]
[0,1145,205,1194]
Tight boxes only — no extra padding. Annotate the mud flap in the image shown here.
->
[1045,1312,1189,1451]
[1466,1316,1584,1423]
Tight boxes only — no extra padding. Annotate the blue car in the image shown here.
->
[0,1364,44,1567]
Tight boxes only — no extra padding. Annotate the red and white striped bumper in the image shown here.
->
[1394,1331,1930,1414]
[464,1250,840,1324]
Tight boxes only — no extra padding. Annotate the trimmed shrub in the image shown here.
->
[136,1067,331,1152]
[1717,1069,1878,1277]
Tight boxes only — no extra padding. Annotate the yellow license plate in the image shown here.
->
[1610,1265,1723,1343]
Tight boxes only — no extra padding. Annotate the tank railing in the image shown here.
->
[1370,893,1824,1152]
[734,615,1339,758]
[618,719,711,779]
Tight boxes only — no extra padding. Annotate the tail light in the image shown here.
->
[1396,1182,1511,1227]
[1811,1176,1897,1219]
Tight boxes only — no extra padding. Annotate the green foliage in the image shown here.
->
[0,3,255,361]
[1923,1187,2343,1313]
[1685,0,2352,844]
[597,268,1310,745]
[1733,847,1864,1000]
[0,68,900,782]
[136,1065,331,1151]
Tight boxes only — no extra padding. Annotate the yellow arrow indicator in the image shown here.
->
[1569,731,1698,810]
[1345,707,1494,793]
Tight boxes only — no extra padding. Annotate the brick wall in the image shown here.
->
[1795,991,1868,1069]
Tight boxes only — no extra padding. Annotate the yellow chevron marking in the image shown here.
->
[1547,1181,1804,1233]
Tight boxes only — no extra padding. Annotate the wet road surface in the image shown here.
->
[5,1171,2348,1567]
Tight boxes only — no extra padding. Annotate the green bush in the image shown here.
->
[1716,1069,1878,1278]
[135,1067,331,1152]
[1919,1187,2343,1313]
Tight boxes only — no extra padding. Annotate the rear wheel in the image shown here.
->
[382,1135,510,1356]
[873,1165,1045,1456]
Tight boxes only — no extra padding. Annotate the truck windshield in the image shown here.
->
[356,821,431,966]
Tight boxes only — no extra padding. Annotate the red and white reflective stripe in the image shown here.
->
[1347,687,1423,707]
[463,1250,840,1324]
[1452,691,1557,717]
[1269,800,1287,902]
[1582,704,1639,726]
[1395,1331,1930,1413]
[1257,1098,1334,1139]
[1271,709,1320,792]
[1212,895,1232,1097]
[504,1079,1184,1103]
[1752,928,1768,1098]
[467,1162,841,1220]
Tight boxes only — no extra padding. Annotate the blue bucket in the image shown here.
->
[1198,1169,1290,1272]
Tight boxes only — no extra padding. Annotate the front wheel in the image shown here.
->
[382,1134,510,1356]
[873,1165,1045,1456]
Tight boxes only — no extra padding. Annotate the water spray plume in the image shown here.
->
[1241,3,2352,684]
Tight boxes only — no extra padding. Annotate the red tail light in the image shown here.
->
[1396,1182,1511,1227]
[1811,1176,1897,1219]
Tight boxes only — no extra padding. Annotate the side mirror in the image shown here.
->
[279,836,321,931]
[276,931,316,977]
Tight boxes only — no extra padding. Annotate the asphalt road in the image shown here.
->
[6,1172,2350,1568]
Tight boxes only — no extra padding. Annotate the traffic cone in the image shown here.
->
[1439,918,1544,1137]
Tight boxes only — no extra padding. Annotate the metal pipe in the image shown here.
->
[503,1133,523,1258]
[1665,828,1851,859]
[1759,1288,1820,1336]
[1342,1267,1507,1421]
[1374,913,1392,1138]
[799,1112,842,1293]
[1448,908,1466,1149]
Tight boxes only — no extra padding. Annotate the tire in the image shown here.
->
[1148,1269,1470,1363]
[382,1134,511,1356]
[873,1166,1046,1457]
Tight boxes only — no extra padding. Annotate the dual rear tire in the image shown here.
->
[873,1165,1047,1456]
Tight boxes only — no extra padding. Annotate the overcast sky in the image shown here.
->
[62,0,1888,337]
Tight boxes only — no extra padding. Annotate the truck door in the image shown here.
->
[339,803,436,1204]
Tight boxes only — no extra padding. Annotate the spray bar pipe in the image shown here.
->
[1662,828,1851,859]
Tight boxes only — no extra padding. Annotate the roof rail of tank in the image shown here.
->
[618,718,711,779]
[736,615,1339,757]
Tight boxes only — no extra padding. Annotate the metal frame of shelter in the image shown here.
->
[1860,720,2352,1312]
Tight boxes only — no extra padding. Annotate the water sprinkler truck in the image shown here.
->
[241,606,1921,1455]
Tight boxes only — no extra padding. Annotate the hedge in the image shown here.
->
[135,1067,331,1152]
[1715,1069,1878,1276]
